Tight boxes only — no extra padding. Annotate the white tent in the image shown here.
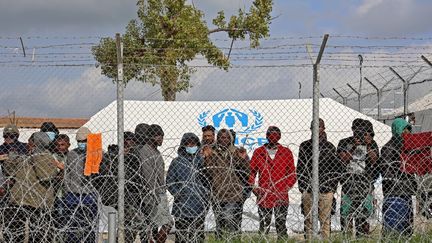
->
[85,98,391,233]
[390,92,432,116]
[85,98,392,155]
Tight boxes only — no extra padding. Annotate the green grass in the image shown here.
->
[203,230,432,242]
[206,233,297,243]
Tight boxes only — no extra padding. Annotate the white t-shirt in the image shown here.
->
[266,148,278,160]
[348,145,367,174]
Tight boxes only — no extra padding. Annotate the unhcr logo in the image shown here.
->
[197,108,266,150]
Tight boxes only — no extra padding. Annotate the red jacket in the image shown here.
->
[248,144,297,208]
[402,132,432,175]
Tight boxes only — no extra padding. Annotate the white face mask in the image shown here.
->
[185,146,198,155]
[77,142,87,151]
[46,132,56,141]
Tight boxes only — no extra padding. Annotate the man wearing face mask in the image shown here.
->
[0,124,28,241]
[40,122,59,141]
[62,126,99,243]
[202,128,249,239]
[0,124,27,213]
[166,133,210,243]
[0,124,27,179]
[3,132,61,242]
[248,126,296,240]
[0,124,27,157]
[40,122,60,153]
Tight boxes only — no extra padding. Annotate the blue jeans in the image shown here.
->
[63,192,98,243]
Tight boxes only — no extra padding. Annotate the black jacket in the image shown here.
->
[0,141,27,156]
[379,137,416,197]
[297,138,341,193]
[96,146,156,208]
[337,136,379,194]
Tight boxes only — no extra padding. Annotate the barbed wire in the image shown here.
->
[1,50,430,58]
[1,35,432,241]
[329,35,432,41]
[1,35,432,41]
[321,56,432,98]
[1,62,431,69]
[2,43,430,53]
[1,35,431,117]
[0,49,430,63]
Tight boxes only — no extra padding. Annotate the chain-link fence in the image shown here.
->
[0,35,431,242]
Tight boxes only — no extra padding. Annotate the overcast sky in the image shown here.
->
[0,0,431,118]
[1,0,432,36]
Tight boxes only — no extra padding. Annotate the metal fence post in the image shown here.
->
[421,55,432,67]
[108,212,117,243]
[311,63,320,236]
[346,83,361,112]
[389,67,423,118]
[311,34,329,237]
[364,77,381,120]
[389,67,409,117]
[358,54,363,112]
[115,33,125,243]
[333,88,347,105]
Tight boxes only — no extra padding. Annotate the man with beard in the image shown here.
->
[201,125,216,145]
[202,128,249,239]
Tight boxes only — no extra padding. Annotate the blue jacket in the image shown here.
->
[166,133,210,219]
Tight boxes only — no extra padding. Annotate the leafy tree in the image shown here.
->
[93,0,273,101]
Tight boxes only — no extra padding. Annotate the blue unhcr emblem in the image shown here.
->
[197,108,263,135]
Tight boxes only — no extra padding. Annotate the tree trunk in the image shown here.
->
[162,86,176,101]
[161,72,177,101]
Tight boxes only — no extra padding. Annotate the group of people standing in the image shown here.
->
[297,117,416,239]
[0,122,74,242]
[0,116,419,242]
[152,117,415,242]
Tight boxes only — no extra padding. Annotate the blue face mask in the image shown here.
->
[46,132,56,141]
[77,142,87,150]
[185,146,198,155]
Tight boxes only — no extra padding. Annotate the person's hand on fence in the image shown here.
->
[52,159,65,170]
[339,151,353,165]
[367,148,379,164]
[201,145,212,158]
[365,133,379,163]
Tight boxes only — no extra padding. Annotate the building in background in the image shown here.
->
[0,117,88,145]
[382,92,432,132]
